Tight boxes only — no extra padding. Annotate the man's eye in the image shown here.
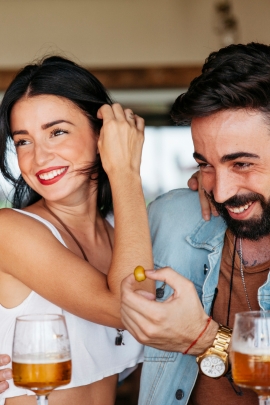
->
[234,162,252,169]
[197,163,212,169]
[14,139,30,147]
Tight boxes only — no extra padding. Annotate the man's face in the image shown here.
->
[192,109,270,240]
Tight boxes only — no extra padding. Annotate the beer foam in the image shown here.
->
[12,353,71,364]
[232,341,270,355]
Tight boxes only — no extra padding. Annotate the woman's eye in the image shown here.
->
[51,128,68,137]
[14,139,30,147]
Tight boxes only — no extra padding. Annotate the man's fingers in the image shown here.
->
[144,267,190,296]
[135,289,156,300]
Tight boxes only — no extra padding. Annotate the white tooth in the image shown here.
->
[239,207,245,213]
[244,205,248,209]
[53,170,57,177]
[57,169,62,175]
[234,208,240,213]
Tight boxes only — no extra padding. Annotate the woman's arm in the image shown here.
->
[0,104,154,328]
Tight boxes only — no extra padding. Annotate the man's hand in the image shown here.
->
[0,355,12,393]
[121,267,218,355]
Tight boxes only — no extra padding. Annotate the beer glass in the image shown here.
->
[12,314,72,405]
[231,311,270,405]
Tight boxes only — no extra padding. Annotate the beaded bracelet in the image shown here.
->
[183,316,212,355]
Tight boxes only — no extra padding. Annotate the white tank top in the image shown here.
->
[0,210,143,404]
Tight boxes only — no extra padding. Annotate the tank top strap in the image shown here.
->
[12,209,67,247]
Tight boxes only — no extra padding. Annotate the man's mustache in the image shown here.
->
[205,191,266,210]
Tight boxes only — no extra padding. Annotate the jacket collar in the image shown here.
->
[186,215,227,252]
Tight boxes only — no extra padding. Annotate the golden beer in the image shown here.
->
[231,351,270,396]
[12,359,72,395]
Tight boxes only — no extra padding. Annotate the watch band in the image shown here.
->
[212,324,232,355]
[196,324,232,378]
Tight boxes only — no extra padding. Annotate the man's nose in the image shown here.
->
[212,171,239,203]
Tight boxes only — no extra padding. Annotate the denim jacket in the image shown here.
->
[139,189,270,405]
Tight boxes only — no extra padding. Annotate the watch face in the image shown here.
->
[200,355,226,377]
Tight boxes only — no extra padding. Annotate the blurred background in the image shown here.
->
[1,0,270,206]
[0,0,270,401]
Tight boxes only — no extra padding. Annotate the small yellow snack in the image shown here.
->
[134,265,146,282]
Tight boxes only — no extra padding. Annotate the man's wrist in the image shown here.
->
[188,319,219,356]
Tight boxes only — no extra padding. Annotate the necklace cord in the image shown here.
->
[42,199,112,262]
[227,236,237,326]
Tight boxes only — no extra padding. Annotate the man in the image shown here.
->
[121,42,270,405]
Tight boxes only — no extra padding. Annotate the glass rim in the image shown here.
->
[235,310,270,318]
[16,314,65,322]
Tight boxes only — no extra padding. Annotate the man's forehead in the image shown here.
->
[191,109,270,149]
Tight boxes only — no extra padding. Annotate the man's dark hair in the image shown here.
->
[171,42,270,125]
[0,55,113,216]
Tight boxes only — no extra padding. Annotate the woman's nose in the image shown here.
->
[34,143,55,166]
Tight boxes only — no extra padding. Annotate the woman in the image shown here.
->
[0,56,154,405]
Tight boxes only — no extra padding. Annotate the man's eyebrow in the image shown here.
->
[220,152,259,162]
[41,119,74,130]
[193,152,208,161]
[193,151,260,163]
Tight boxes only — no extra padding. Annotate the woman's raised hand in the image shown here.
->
[187,171,219,221]
[97,103,144,176]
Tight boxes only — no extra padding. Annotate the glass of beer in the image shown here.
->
[231,311,270,405]
[12,314,72,405]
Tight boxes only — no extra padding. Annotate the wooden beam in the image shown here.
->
[0,65,202,92]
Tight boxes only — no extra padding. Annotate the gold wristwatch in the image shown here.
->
[196,324,232,378]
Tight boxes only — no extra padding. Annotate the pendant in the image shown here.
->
[156,282,166,299]
[115,329,125,345]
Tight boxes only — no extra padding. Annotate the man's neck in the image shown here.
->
[236,235,270,267]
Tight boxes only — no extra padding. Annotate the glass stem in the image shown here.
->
[36,395,48,405]
[259,396,270,405]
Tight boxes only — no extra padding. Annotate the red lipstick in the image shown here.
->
[36,166,68,186]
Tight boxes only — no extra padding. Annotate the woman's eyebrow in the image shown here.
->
[12,120,75,137]
[41,119,74,129]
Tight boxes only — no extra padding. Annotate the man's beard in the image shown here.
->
[206,191,270,241]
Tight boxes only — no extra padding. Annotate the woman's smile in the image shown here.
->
[36,166,69,185]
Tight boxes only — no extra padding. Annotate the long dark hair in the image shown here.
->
[171,42,270,125]
[0,56,113,216]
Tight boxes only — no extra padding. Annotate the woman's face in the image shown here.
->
[10,94,98,203]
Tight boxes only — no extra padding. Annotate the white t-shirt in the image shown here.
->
[0,210,143,404]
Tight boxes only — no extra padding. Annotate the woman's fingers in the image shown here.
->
[134,114,145,132]
[187,170,219,221]
[124,108,136,127]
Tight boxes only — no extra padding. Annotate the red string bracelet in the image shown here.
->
[183,316,212,355]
